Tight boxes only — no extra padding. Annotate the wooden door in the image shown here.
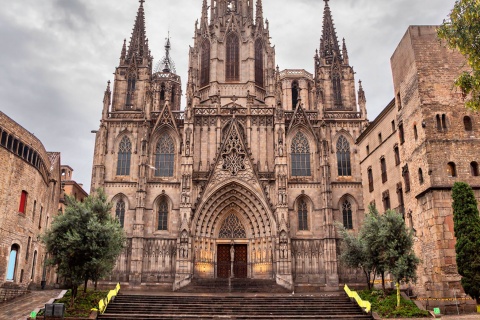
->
[217,244,231,278]
[233,244,247,278]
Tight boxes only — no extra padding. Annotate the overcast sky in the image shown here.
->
[0,0,455,192]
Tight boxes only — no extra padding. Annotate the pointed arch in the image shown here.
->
[6,244,20,281]
[226,33,240,82]
[342,200,353,229]
[115,198,126,228]
[336,135,351,176]
[117,136,132,176]
[297,198,309,231]
[290,132,311,177]
[200,40,211,87]
[255,38,264,87]
[154,195,171,231]
[155,133,175,177]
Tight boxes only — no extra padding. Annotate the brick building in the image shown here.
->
[59,165,88,213]
[357,26,480,299]
[0,112,62,289]
[91,0,368,291]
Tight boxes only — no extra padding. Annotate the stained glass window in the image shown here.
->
[298,200,308,231]
[117,136,132,176]
[291,132,311,176]
[158,200,168,231]
[336,136,351,176]
[155,134,175,177]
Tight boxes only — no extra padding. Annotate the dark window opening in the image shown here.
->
[155,134,175,177]
[471,162,479,176]
[226,33,240,82]
[255,39,264,87]
[298,199,308,231]
[336,136,351,176]
[126,77,136,106]
[342,200,353,229]
[447,162,457,177]
[291,132,311,177]
[200,40,210,87]
[158,200,169,230]
[413,125,418,140]
[117,136,132,176]
[464,116,473,131]
[396,92,402,110]
[403,165,411,192]
[292,81,299,110]
[394,144,400,166]
[382,190,391,211]
[418,168,424,184]
[332,74,342,107]
[368,167,374,192]
[381,157,388,183]
[396,183,405,219]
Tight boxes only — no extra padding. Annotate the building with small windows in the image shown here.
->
[91,0,368,291]
[59,165,88,213]
[357,26,480,300]
[0,112,61,290]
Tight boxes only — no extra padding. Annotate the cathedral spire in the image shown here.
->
[256,0,264,25]
[158,33,176,73]
[342,38,349,65]
[320,0,342,65]
[120,39,127,62]
[201,0,208,24]
[126,0,150,61]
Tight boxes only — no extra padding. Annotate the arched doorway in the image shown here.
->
[217,214,247,278]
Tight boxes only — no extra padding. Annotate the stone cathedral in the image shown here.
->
[91,0,369,291]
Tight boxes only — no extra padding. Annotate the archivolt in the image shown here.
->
[193,182,275,239]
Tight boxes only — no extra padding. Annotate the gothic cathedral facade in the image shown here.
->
[91,0,368,291]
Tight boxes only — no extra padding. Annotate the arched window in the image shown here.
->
[413,125,418,140]
[298,199,308,231]
[6,244,19,281]
[255,39,264,87]
[367,167,374,192]
[336,136,351,176]
[418,168,424,184]
[332,73,342,107]
[342,200,353,230]
[200,40,210,87]
[447,162,457,177]
[155,134,175,177]
[226,33,239,82]
[219,214,246,238]
[291,132,311,177]
[158,200,168,231]
[471,162,479,176]
[115,199,126,228]
[464,116,473,131]
[116,136,132,176]
[126,76,136,107]
[292,81,299,110]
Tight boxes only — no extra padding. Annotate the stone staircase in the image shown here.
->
[99,279,373,320]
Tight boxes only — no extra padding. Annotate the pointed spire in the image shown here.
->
[103,81,111,119]
[155,33,176,74]
[126,0,150,61]
[342,38,349,65]
[120,39,127,61]
[358,80,366,104]
[201,0,208,24]
[256,0,264,25]
[320,0,342,65]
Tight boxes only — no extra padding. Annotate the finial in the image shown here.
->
[139,0,145,7]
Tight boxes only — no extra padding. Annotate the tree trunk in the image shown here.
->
[71,285,78,307]
[381,271,386,293]
[396,282,401,308]
[363,269,371,290]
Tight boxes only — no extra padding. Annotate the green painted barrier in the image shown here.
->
[434,307,441,315]
[30,311,37,319]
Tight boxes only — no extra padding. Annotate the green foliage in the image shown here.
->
[338,205,419,303]
[451,182,480,303]
[359,290,429,318]
[55,289,108,317]
[438,0,480,110]
[42,189,126,303]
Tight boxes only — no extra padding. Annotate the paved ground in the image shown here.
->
[0,290,62,320]
[380,315,480,320]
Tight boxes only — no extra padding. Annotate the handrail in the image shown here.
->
[91,283,120,315]
[344,284,371,314]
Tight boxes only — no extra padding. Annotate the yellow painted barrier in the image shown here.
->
[344,284,372,314]
[92,283,121,315]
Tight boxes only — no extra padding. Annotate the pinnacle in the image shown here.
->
[319,0,342,65]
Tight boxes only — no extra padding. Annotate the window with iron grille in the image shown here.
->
[158,200,168,231]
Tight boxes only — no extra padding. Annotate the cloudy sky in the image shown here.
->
[0,0,455,192]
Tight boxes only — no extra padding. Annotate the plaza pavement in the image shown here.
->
[0,290,62,320]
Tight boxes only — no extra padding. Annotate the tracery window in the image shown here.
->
[155,134,175,177]
[200,40,210,87]
[226,33,239,82]
[336,136,351,176]
[115,199,126,228]
[342,200,353,230]
[116,136,132,176]
[291,132,311,177]
[158,200,168,231]
[332,73,342,107]
[219,214,246,238]
[255,39,264,87]
[126,76,136,107]
[298,200,309,231]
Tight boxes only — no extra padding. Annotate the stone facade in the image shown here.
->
[59,165,88,213]
[357,26,480,299]
[91,0,368,291]
[0,112,61,289]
